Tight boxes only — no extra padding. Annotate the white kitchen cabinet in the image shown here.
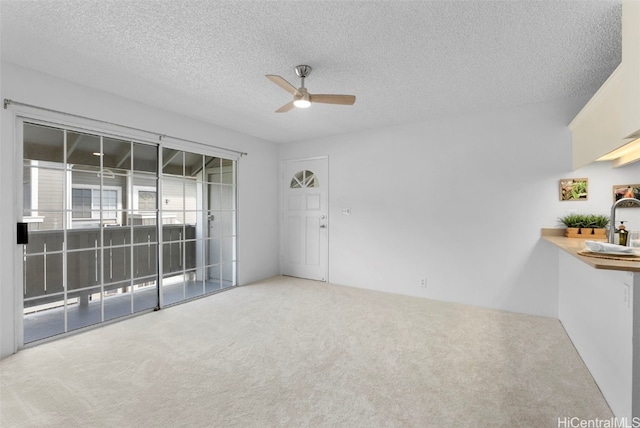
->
[558,251,640,420]
[621,0,640,141]
[569,66,623,170]
[570,0,640,170]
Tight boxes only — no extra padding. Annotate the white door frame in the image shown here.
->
[280,156,329,282]
[14,116,26,350]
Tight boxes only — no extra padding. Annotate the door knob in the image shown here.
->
[320,224,327,228]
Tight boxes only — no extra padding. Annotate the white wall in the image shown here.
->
[279,98,640,318]
[0,62,280,358]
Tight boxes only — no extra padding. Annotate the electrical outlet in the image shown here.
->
[420,278,427,288]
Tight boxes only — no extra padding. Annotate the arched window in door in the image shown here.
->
[290,170,318,188]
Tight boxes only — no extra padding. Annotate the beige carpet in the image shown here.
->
[1,276,612,427]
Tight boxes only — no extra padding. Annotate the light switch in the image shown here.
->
[342,208,351,215]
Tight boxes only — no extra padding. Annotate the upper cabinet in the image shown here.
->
[570,65,623,169]
[621,0,640,141]
[570,0,640,170]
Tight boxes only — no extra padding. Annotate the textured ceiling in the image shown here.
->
[0,0,622,144]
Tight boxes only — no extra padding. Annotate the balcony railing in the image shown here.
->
[24,224,197,307]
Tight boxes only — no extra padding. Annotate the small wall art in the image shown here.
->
[613,184,640,207]
[559,178,588,201]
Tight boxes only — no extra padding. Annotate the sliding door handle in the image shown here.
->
[17,223,28,244]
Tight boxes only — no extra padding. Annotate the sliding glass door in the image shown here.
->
[160,149,237,305]
[21,121,237,344]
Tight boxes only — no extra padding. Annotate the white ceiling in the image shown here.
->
[0,0,622,144]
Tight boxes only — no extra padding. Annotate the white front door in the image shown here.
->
[281,157,328,281]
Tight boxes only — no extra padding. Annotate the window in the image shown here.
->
[290,170,318,188]
[71,186,121,225]
[138,191,156,210]
[71,188,92,219]
[129,186,158,225]
[133,186,157,212]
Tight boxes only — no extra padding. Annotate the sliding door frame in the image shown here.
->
[12,106,239,350]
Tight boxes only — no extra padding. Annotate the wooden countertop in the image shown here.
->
[541,228,640,272]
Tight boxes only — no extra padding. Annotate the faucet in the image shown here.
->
[609,197,640,243]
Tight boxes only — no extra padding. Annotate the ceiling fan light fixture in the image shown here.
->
[293,98,311,108]
[293,89,311,108]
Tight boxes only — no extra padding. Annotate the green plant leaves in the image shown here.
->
[558,214,609,229]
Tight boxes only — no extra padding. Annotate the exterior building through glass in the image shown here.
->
[22,122,237,344]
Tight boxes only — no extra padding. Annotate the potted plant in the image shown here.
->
[558,213,609,238]
[559,213,585,237]
[586,214,609,238]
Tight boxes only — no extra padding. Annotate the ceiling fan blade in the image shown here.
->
[275,101,295,113]
[309,94,356,105]
[266,75,300,95]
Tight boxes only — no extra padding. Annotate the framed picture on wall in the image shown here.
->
[559,178,588,201]
[613,184,640,207]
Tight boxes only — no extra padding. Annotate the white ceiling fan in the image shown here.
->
[266,65,356,113]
